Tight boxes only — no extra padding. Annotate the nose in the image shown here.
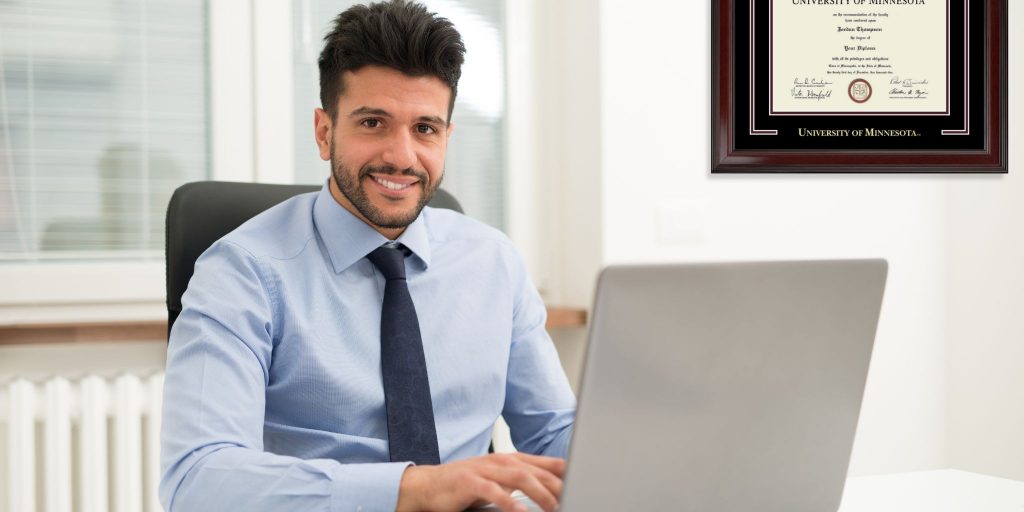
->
[381,129,417,171]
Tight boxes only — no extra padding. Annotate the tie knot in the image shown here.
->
[367,245,407,280]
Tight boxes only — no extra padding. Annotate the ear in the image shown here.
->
[446,121,455,141]
[314,108,332,161]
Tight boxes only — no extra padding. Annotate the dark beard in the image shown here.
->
[330,142,441,229]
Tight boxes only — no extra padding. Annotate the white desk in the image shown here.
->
[839,469,1024,512]
[492,468,1024,510]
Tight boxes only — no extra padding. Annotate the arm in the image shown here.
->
[501,252,577,458]
[396,452,565,512]
[392,249,574,512]
[159,241,409,511]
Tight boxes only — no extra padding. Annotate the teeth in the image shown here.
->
[373,176,413,190]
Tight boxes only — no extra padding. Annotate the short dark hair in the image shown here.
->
[318,0,466,122]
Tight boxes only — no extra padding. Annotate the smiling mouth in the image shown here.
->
[370,175,418,191]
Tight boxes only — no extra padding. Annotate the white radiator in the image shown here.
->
[0,373,164,512]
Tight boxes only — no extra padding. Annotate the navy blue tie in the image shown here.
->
[366,244,441,465]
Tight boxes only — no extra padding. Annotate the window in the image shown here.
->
[0,0,521,323]
[0,0,209,262]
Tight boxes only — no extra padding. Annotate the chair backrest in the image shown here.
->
[165,181,463,337]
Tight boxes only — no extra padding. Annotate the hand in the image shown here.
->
[396,452,565,512]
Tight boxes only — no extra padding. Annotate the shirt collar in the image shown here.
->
[312,180,432,273]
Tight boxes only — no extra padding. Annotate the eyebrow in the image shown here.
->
[348,106,448,127]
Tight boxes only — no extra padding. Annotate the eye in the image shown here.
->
[416,123,437,135]
[361,118,381,128]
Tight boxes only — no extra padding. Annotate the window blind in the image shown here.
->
[291,0,507,231]
[0,0,209,262]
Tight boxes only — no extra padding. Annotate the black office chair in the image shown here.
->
[165,181,463,337]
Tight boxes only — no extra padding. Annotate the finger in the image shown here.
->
[526,462,564,498]
[504,459,563,499]
[510,452,567,477]
[487,466,559,512]
[474,479,524,512]
[487,453,564,498]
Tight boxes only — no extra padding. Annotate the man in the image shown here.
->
[159,1,576,511]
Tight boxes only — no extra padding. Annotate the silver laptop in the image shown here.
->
[537,259,887,511]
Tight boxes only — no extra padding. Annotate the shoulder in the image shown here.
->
[421,206,515,251]
[421,207,528,282]
[217,191,319,261]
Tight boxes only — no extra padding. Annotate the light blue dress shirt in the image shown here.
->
[159,183,576,511]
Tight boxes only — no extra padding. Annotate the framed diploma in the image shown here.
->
[712,0,1007,173]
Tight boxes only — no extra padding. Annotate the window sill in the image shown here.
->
[0,307,588,346]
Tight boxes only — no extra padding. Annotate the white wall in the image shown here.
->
[589,0,1022,478]
[944,4,1024,481]
[522,0,604,390]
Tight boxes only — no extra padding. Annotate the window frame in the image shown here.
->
[0,0,260,325]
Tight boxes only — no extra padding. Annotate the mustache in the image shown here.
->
[359,164,428,182]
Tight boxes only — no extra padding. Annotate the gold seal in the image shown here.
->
[848,79,872,104]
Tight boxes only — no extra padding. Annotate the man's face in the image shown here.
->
[314,65,454,238]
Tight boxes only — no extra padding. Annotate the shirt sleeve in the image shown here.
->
[159,240,410,512]
[501,249,577,458]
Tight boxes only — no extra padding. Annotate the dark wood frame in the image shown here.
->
[712,0,1008,173]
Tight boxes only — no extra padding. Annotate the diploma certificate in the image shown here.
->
[712,0,1006,173]
[771,0,948,114]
